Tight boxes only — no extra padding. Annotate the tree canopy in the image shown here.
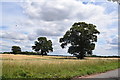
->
[108,0,120,4]
[59,22,100,59]
[11,46,21,54]
[32,37,53,55]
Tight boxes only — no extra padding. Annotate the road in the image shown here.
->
[72,68,120,80]
[87,68,119,78]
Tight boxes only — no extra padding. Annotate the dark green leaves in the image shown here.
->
[11,46,21,54]
[59,22,100,59]
[32,37,53,55]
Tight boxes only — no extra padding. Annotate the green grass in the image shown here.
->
[1,54,120,79]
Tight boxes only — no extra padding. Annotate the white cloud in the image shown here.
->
[1,31,28,41]
[22,0,107,22]
[106,35,118,49]
[17,0,117,39]
[1,0,118,56]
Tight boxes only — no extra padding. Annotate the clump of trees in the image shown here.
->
[59,22,100,59]
[11,46,21,54]
[9,22,100,59]
[32,37,53,56]
[10,37,53,56]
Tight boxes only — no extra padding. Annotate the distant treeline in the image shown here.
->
[1,52,120,58]
[87,55,120,58]
[2,52,39,55]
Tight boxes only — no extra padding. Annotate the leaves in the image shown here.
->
[11,46,21,54]
[59,22,100,59]
[32,37,53,55]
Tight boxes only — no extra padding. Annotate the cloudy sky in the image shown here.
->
[0,0,119,56]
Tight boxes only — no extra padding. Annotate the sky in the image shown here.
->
[0,0,119,56]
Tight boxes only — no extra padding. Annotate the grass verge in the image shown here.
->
[2,58,119,79]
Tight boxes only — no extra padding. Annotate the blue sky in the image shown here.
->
[0,0,119,56]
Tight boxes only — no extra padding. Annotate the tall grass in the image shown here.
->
[1,54,120,78]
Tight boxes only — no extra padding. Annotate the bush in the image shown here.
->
[2,52,12,54]
[20,52,37,55]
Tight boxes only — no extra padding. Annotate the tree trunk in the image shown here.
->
[41,50,43,56]
[77,52,84,59]
[44,52,47,55]
[80,53,84,59]
[76,55,80,59]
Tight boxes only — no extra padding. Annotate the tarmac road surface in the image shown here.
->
[72,68,120,80]
[86,68,119,78]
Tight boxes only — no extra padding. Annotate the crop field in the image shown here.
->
[1,54,120,79]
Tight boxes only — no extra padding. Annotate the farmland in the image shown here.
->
[1,54,120,79]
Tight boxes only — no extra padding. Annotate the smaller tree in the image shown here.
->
[11,46,21,54]
[32,37,53,55]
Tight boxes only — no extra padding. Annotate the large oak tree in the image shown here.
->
[59,22,100,59]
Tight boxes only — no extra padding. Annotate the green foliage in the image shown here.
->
[15,69,33,78]
[2,58,119,78]
[20,52,37,55]
[11,46,21,54]
[2,51,39,55]
[60,22,100,59]
[2,52,12,54]
[32,37,53,55]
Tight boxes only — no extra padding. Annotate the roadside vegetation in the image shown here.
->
[1,54,119,79]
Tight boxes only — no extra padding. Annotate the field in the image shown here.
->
[1,54,120,79]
